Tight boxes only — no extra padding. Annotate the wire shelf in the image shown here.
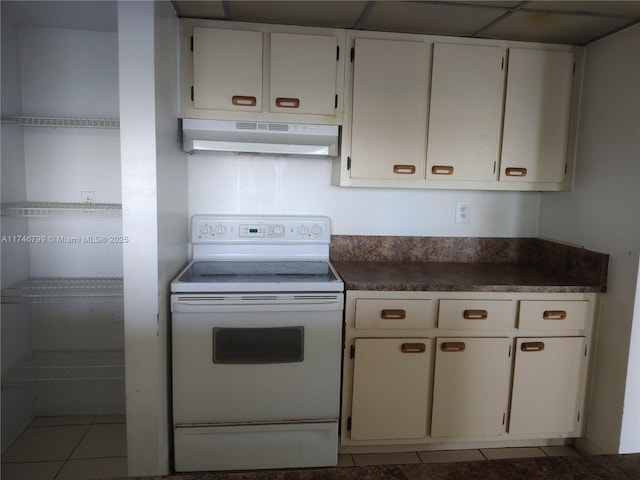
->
[1,202,122,218]
[1,277,124,304]
[1,115,120,129]
[2,350,125,387]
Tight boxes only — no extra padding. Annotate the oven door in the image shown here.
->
[171,293,344,425]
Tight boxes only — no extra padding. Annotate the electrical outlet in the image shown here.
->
[455,201,471,224]
[81,191,95,204]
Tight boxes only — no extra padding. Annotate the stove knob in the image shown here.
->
[298,225,310,236]
[199,223,213,236]
[272,224,285,236]
[311,224,323,236]
[214,224,227,235]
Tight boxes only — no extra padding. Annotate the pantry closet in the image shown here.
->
[1,2,124,449]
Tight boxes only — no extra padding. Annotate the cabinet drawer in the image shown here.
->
[518,301,588,330]
[438,300,516,329]
[355,299,436,329]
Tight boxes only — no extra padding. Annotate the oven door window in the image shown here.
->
[212,327,304,364]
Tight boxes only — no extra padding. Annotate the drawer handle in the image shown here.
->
[431,165,454,175]
[543,310,567,320]
[401,343,426,353]
[463,309,488,320]
[275,97,300,108]
[380,309,406,320]
[505,167,528,177]
[393,164,416,175]
[441,341,465,352]
[232,95,257,107]
[521,341,545,352]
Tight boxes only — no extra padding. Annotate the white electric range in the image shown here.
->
[170,214,344,472]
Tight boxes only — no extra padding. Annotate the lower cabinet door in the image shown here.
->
[509,336,586,435]
[350,338,432,440]
[431,337,511,437]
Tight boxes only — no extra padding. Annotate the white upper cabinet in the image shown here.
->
[270,33,337,115]
[500,48,575,184]
[426,43,505,182]
[181,19,345,124]
[348,38,429,180]
[192,28,263,112]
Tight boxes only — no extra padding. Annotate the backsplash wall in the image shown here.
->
[187,153,541,237]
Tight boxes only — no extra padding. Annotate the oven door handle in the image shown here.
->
[172,296,343,313]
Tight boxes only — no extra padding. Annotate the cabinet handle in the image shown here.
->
[441,341,466,352]
[431,165,454,175]
[463,309,488,320]
[401,343,426,353]
[381,309,406,320]
[232,95,257,107]
[543,310,567,320]
[505,167,528,177]
[521,341,545,352]
[275,97,301,108]
[393,164,416,175]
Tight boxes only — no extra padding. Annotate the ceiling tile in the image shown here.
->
[175,1,226,20]
[481,10,633,44]
[227,1,368,28]
[360,1,509,36]
[526,1,640,18]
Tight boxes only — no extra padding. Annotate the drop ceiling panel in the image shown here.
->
[172,1,640,45]
[526,1,640,18]
[482,10,633,44]
[361,1,509,36]
[227,1,368,28]
[175,0,226,19]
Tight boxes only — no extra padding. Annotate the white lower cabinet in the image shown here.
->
[431,337,511,438]
[350,338,432,441]
[509,336,587,435]
[340,290,597,452]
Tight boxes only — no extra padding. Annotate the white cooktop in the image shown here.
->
[171,215,344,293]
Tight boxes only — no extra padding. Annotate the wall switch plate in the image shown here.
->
[455,201,471,224]
[81,191,95,204]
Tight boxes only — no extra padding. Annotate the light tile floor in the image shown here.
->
[2,416,580,479]
[1,415,127,480]
[342,445,580,468]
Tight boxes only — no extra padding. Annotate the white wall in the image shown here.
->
[0,10,33,451]
[188,154,541,237]
[119,1,187,476]
[538,25,640,454]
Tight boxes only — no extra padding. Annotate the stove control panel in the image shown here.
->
[192,215,331,243]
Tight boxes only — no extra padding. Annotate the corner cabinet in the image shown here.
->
[180,19,345,125]
[340,291,597,452]
[333,30,583,191]
[499,48,575,184]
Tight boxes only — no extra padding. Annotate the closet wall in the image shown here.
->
[1,6,123,450]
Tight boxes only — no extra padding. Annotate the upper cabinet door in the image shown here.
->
[500,48,574,183]
[270,33,337,115]
[192,28,263,112]
[350,38,429,180]
[426,44,505,181]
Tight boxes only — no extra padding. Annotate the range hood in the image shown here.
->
[182,119,339,156]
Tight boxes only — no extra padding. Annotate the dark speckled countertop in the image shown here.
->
[330,236,609,293]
